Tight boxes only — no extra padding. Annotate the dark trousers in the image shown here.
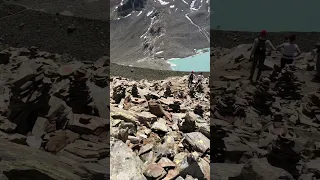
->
[249,53,266,81]
[280,58,293,69]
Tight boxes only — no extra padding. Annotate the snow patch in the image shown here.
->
[123,13,132,18]
[156,51,164,54]
[170,5,175,8]
[147,9,154,17]
[181,0,189,5]
[158,0,170,5]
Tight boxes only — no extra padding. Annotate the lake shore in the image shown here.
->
[168,48,210,72]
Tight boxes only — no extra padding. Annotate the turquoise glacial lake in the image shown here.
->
[168,48,210,72]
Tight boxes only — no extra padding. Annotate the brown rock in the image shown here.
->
[183,132,210,153]
[237,158,293,180]
[46,96,72,129]
[164,169,180,180]
[158,157,176,168]
[0,51,10,64]
[0,139,86,179]
[67,114,108,135]
[143,163,167,179]
[32,117,51,137]
[58,62,83,76]
[45,130,80,153]
[138,144,154,156]
[137,112,157,127]
[180,158,210,180]
[0,116,17,133]
[148,100,165,117]
[64,140,108,159]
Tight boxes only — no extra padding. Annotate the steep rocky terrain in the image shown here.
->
[210,39,320,179]
[0,46,110,179]
[110,75,210,179]
[111,0,210,69]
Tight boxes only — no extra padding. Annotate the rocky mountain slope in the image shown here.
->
[210,42,320,179]
[110,75,210,179]
[111,0,210,70]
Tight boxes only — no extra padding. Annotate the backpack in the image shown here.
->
[255,38,266,53]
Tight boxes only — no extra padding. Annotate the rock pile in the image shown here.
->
[0,47,110,179]
[110,76,210,179]
[253,77,275,114]
[273,65,303,100]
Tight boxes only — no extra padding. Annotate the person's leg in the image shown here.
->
[256,55,266,81]
[249,54,258,80]
[280,58,286,69]
[287,59,293,65]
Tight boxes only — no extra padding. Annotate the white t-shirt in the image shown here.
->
[197,75,203,81]
[282,43,299,59]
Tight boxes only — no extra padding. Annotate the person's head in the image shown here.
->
[260,30,267,38]
[288,34,296,43]
[191,71,194,74]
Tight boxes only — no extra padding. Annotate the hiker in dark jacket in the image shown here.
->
[249,30,276,82]
[188,71,195,88]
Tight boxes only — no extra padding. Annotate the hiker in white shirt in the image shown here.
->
[311,43,320,77]
[197,73,204,84]
[276,34,302,69]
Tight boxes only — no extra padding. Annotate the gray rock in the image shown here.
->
[211,163,244,180]
[183,132,210,153]
[110,138,147,180]
[236,158,294,180]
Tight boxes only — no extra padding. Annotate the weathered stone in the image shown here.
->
[26,135,42,149]
[143,163,167,179]
[184,132,210,153]
[236,158,294,180]
[151,119,169,132]
[0,116,17,133]
[110,126,128,142]
[211,163,244,180]
[148,100,165,117]
[180,158,210,180]
[178,113,197,133]
[164,169,180,180]
[46,96,72,129]
[58,62,83,76]
[138,143,154,156]
[0,139,85,180]
[137,111,157,126]
[302,158,320,174]
[110,138,146,180]
[64,140,108,159]
[45,130,80,153]
[158,157,176,168]
[110,107,138,124]
[67,114,108,135]
[0,51,10,64]
[32,117,50,137]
